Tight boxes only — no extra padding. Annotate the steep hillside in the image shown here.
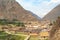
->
[43,4,60,21]
[49,17,60,40]
[0,0,41,22]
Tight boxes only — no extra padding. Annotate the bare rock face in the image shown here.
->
[0,0,41,22]
[49,17,60,40]
[43,5,60,21]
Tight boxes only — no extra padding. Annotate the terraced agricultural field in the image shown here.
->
[0,31,27,40]
[29,35,39,40]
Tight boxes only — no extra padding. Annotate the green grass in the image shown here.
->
[29,36,39,40]
[16,32,27,35]
[29,36,49,40]
[0,31,27,40]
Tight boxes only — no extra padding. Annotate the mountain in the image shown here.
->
[26,10,41,20]
[43,4,60,21]
[49,17,60,40]
[0,0,41,22]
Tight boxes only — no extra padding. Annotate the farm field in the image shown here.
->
[29,36,39,40]
[0,31,27,40]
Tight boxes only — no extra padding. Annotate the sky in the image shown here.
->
[16,0,60,18]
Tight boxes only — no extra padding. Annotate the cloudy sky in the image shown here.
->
[16,0,60,18]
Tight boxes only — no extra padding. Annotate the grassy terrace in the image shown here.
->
[0,31,27,40]
[0,19,28,40]
[29,36,39,40]
[29,35,49,40]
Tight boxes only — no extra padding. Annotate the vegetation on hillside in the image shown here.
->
[0,19,25,27]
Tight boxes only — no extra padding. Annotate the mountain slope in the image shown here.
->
[0,0,41,21]
[43,4,60,21]
[49,17,60,40]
